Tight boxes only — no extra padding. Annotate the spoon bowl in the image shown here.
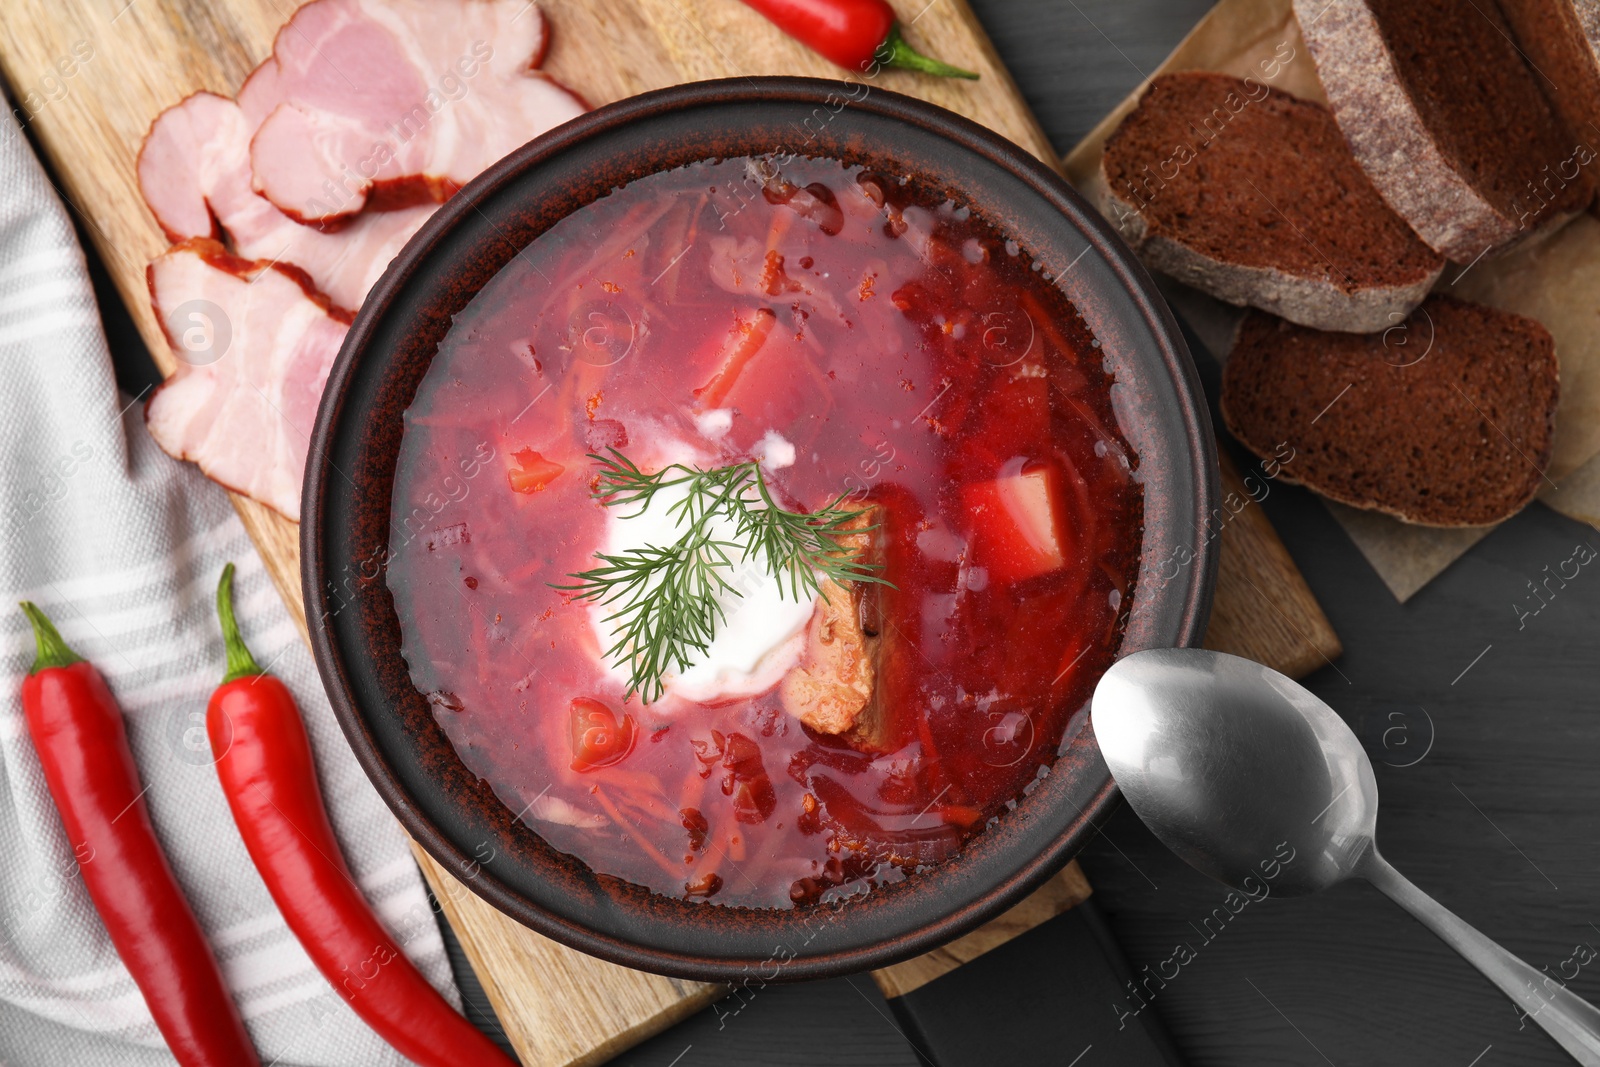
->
[1094,648,1600,1065]
[1093,647,1375,896]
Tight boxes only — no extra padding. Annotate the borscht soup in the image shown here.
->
[388,155,1143,909]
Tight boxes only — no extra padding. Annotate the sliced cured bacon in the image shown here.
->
[137,91,433,312]
[245,0,587,224]
[136,1,587,519]
[145,239,350,521]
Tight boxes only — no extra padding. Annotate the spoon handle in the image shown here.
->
[1362,853,1600,1065]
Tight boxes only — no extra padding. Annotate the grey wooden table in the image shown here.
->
[78,1,1600,1064]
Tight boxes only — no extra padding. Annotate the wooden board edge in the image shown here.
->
[411,842,721,1067]
[1205,447,1342,675]
[410,843,536,1047]
[869,860,1093,999]
[941,0,1064,172]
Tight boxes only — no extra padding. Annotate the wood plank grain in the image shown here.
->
[411,843,720,1067]
[0,0,1337,1063]
[1205,448,1343,677]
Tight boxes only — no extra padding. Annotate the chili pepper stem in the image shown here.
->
[216,564,264,684]
[19,602,85,674]
[876,25,978,79]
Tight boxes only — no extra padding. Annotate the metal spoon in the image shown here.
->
[1091,647,1600,1064]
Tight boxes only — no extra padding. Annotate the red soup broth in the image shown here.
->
[388,155,1144,909]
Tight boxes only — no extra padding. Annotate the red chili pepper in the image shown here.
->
[18,603,259,1067]
[206,565,516,1067]
[740,0,978,79]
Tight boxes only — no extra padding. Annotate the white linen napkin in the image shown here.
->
[0,111,459,1065]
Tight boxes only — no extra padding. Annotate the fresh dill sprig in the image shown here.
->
[555,448,891,703]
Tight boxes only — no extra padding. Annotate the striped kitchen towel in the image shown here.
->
[0,114,459,1063]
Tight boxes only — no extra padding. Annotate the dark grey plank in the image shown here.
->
[614,976,925,1067]
[965,0,1215,153]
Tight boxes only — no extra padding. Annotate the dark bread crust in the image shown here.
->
[1100,71,1443,333]
[1221,295,1559,527]
[1294,0,1593,261]
[1499,0,1600,213]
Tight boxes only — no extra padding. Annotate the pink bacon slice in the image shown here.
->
[135,0,587,516]
[245,0,587,224]
[145,239,350,521]
[137,91,434,313]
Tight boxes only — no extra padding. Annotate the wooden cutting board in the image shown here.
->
[0,0,1340,1063]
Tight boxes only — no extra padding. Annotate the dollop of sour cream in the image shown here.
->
[587,439,816,704]
[693,408,733,440]
[754,428,796,469]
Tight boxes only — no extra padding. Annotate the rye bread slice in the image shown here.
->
[1100,72,1443,334]
[1294,0,1594,261]
[1500,0,1600,202]
[1221,295,1558,527]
